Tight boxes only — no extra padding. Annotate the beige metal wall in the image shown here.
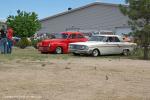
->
[38,4,129,33]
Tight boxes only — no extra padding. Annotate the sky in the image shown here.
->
[0,0,124,20]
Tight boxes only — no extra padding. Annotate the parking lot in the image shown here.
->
[0,48,150,100]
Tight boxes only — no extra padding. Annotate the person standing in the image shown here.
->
[123,34,131,42]
[0,29,2,52]
[0,25,7,54]
[7,27,14,54]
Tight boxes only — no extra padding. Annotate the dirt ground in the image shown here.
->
[0,50,150,100]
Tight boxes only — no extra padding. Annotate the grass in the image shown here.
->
[0,47,71,61]
[129,48,150,60]
[0,47,124,62]
[0,47,149,61]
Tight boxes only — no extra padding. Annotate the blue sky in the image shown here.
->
[0,0,124,20]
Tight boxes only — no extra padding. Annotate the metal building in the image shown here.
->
[38,2,132,35]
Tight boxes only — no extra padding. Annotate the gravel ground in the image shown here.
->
[0,55,150,100]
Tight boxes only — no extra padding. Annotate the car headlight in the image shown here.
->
[69,45,73,49]
[80,45,89,50]
[48,44,51,47]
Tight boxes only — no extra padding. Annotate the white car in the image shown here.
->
[69,35,137,57]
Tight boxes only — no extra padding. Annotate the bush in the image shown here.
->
[130,48,150,60]
[31,39,41,49]
[16,38,31,49]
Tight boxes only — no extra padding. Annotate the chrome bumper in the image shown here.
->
[69,49,93,54]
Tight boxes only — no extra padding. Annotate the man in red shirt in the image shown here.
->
[7,27,14,54]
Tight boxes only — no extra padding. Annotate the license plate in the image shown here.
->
[75,51,79,53]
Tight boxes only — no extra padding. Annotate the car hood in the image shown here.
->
[41,39,66,46]
[70,41,105,46]
[42,39,66,43]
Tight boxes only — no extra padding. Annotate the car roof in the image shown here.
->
[61,31,82,34]
[93,35,121,37]
[94,30,113,32]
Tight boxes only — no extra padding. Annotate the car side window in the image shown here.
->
[106,37,120,42]
[106,37,114,42]
[77,34,84,38]
[69,34,76,39]
[114,37,120,42]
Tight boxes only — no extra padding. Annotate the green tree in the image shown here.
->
[6,10,41,38]
[120,0,150,60]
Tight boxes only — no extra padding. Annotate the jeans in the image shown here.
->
[0,39,2,52]
[0,38,8,54]
[7,39,13,54]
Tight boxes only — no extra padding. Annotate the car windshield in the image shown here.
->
[51,33,68,39]
[118,36,124,42]
[89,36,105,41]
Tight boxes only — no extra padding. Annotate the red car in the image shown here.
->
[38,32,88,54]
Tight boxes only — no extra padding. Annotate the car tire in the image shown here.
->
[73,53,80,56]
[41,52,48,54]
[34,45,38,49]
[123,49,130,56]
[55,47,63,54]
[92,49,99,57]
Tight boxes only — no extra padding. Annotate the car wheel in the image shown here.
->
[41,52,48,54]
[34,46,38,49]
[73,53,80,56]
[123,49,130,56]
[55,47,63,54]
[92,49,99,57]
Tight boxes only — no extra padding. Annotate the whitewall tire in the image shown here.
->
[92,49,99,57]
[55,47,63,54]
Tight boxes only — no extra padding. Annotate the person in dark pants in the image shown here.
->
[0,31,2,52]
[7,27,14,54]
[0,25,7,54]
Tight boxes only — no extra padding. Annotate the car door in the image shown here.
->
[105,36,122,54]
[112,37,123,54]
[108,36,122,54]
[76,33,87,42]
[68,34,78,43]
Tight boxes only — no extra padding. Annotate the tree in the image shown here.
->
[0,21,3,28]
[0,22,1,26]
[6,10,41,38]
[120,0,150,60]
